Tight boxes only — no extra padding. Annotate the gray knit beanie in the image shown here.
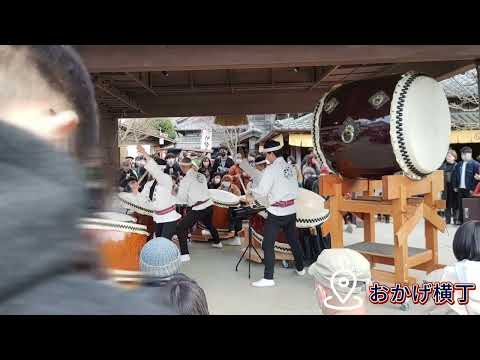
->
[140,237,181,278]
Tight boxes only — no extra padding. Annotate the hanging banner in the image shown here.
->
[200,128,213,150]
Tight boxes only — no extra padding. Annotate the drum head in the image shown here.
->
[117,192,155,216]
[295,188,330,228]
[390,73,451,180]
[93,211,137,223]
[208,189,240,206]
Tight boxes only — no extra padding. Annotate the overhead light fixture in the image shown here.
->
[293,67,299,73]
[161,71,169,76]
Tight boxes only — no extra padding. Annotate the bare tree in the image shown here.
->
[221,127,241,156]
[118,118,166,145]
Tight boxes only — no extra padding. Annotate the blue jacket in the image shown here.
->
[452,160,480,192]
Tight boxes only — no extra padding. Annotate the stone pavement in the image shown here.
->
[180,221,459,315]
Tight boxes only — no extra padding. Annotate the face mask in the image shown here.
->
[222,182,230,188]
[214,178,221,184]
[167,159,175,166]
[235,159,242,165]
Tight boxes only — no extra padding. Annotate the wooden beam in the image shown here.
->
[77,45,480,73]
[124,72,158,96]
[308,65,340,90]
[129,89,326,117]
[93,76,147,114]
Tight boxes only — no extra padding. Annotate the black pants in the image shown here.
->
[457,188,471,224]
[443,186,457,224]
[177,206,220,255]
[263,212,304,280]
[154,220,177,240]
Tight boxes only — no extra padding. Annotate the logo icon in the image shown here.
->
[323,270,365,311]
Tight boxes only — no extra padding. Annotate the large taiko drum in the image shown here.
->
[78,213,149,272]
[117,192,156,240]
[250,188,330,257]
[197,189,240,236]
[312,72,451,180]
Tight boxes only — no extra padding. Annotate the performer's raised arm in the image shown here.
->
[137,145,172,188]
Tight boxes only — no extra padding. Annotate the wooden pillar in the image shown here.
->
[424,174,441,273]
[392,184,409,284]
[363,213,376,243]
[99,114,120,190]
[330,183,344,248]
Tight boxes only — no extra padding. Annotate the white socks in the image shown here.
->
[251,278,275,287]
[296,269,306,276]
[223,236,242,246]
[180,254,191,262]
[211,242,223,249]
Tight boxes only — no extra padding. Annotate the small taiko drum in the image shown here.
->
[312,72,451,180]
[117,192,156,240]
[250,188,330,258]
[196,189,240,238]
[78,213,149,272]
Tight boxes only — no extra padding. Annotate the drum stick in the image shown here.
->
[239,176,247,194]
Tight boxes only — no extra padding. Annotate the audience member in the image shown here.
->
[0,45,174,314]
[212,145,234,175]
[198,157,213,183]
[440,149,458,224]
[228,153,251,194]
[308,248,371,315]
[208,173,222,189]
[452,146,480,225]
[424,221,480,315]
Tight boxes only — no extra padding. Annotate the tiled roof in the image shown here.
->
[272,113,313,132]
[451,111,480,130]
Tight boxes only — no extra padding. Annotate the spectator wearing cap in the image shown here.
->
[140,237,181,279]
[452,146,480,224]
[308,248,371,315]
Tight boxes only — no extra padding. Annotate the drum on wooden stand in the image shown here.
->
[194,189,241,241]
[312,72,451,180]
[78,212,149,272]
[249,188,330,262]
[117,192,156,240]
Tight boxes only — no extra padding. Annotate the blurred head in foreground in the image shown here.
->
[308,249,371,315]
[148,274,209,315]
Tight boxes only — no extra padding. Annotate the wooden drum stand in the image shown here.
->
[319,170,446,285]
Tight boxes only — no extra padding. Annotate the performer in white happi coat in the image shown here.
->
[136,145,181,240]
[175,157,221,262]
[250,137,305,287]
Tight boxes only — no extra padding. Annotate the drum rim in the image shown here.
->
[390,72,449,180]
[312,87,337,176]
[93,211,137,223]
[209,189,240,206]
[78,217,150,236]
[117,193,155,215]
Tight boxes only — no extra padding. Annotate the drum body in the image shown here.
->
[312,73,450,180]
[250,213,291,254]
[132,212,156,240]
[197,189,240,237]
[79,216,149,272]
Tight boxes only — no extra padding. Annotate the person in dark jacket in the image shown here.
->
[164,153,182,180]
[452,146,480,225]
[0,45,175,314]
[198,157,214,183]
[119,160,138,192]
[212,146,234,175]
[440,149,458,224]
[208,173,222,189]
